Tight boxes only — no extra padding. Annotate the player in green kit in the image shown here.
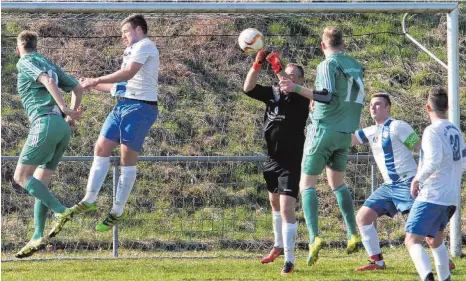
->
[277,26,365,265]
[13,31,85,258]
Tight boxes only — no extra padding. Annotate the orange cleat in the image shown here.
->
[356,253,386,271]
[356,261,386,271]
[261,247,283,264]
[449,259,455,270]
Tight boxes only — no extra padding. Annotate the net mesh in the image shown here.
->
[2,7,465,259]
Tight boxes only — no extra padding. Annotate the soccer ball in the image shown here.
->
[238,28,264,55]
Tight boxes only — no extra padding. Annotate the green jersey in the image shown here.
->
[313,52,365,133]
[16,53,78,122]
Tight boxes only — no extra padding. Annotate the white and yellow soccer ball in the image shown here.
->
[238,28,264,55]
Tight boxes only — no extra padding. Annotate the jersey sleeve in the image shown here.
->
[17,57,45,82]
[393,120,421,150]
[54,65,79,92]
[416,127,443,183]
[128,41,156,64]
[316,58,338,94]
[460,135,466,172]
[354,126,374,144]
[244,84,273,103]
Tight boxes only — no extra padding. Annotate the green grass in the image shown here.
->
[2,248,466,281]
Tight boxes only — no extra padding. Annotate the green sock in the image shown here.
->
[24,176,66,214]
[32,199,48,240]
[301,187,319,244]
[333,184,357,239]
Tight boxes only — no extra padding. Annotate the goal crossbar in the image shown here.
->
[1,2,459,13]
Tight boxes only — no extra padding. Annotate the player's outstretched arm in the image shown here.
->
[265,52,290,81]
[96,61,143,84]
[351,134,361,146]
[70,84,84,111]
[92,82,113,93]
[244,50,268,92]
[80,62,143,90]
[37,73,81,120]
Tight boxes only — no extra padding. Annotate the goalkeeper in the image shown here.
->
[243,50,309,275]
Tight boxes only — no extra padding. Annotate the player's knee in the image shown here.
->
[356,207,374,226]
[270,200,280,211]
[425,237,438,248]
[355,210,366,226]
[280,208,296,223]
[404,234,415,248]
[13,170,27,187]
[299,179,311,191]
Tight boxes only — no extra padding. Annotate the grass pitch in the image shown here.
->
[2,247,465,281]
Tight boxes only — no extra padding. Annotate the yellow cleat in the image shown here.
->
[48,208,75,238]
[307,236,323,266]
[347,234,362,255]
[15,237,46,259]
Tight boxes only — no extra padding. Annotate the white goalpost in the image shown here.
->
[1,1,461,258]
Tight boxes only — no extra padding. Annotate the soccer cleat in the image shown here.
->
[281,261,294,276]
[15,237,46,259]
[356,253,386,271]
[356,261,386,271]
[307,236,323,266]
[346,234,362,254]
[261,247,283,264]
[72,201,97,215]
[48,208,75,238]
[449,259,455,270]
[424,272,435,281]
[96,213,123,232]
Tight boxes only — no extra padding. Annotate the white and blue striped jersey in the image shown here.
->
[355,118,420,183]
[416,119,466,206]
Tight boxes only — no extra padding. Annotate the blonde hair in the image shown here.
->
[17,31,38,51]
[322,26,343,48]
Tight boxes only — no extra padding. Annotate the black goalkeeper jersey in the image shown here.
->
[245,84,310,168]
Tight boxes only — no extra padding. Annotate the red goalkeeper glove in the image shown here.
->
[252,50,269,71]
[266,52,283,74]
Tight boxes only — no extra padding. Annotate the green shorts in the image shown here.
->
[19,114,71,170]
[301,124,351,176]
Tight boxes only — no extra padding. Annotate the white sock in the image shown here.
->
[408,244,433,281]
[111,166,137,216]
[283,222,297,264]
[82,156,110,203]
[272,211,283,248]
[359,224,384,266]
[432,243,450,281]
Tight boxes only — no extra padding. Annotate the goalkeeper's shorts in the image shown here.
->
[263,160,300,199]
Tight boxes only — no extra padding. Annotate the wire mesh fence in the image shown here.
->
[2,155,392,260]
[1,8,465,260]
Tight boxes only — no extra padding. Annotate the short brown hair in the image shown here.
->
[428,86,448,113]
[122,14,148,34]
[17,31,38,51]
[286,63,304,78]
[371,91,392,107]
[322,26,343,48]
